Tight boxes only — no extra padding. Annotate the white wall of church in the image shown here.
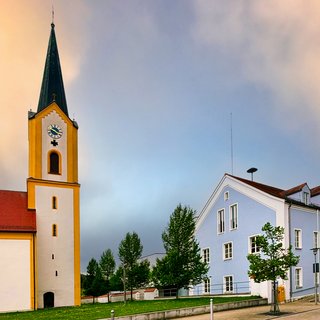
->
[0,239,31,312]
[35,185,75,308]
[41,110,68,181]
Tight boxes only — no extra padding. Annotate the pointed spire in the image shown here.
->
[37,22,68,116]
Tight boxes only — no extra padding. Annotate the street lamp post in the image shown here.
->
[311,247,319,304]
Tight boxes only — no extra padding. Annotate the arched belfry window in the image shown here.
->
[49,151,60,174]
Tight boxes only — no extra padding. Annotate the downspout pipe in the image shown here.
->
[288,203,293,302]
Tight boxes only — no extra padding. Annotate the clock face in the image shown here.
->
[47,124,63,139]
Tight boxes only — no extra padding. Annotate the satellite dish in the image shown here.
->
[247,168,258,181]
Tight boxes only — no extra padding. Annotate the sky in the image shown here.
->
[1,0,320,272]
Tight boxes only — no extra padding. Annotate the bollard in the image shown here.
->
[210,298,213,320]
[111,309,115,320]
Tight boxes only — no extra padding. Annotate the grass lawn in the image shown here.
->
[0,296,260,320]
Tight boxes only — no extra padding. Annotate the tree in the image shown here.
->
[118,232,143,300]
[84,258,106,302]
[152,204,209,298]
[84,258,98,296]
[128,260,150,291]
[91,265,106,299]
[109,267,124,291]
[247,222,300,314]
[99,249,116,302]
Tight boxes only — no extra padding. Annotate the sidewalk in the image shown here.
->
[180,299,320,320]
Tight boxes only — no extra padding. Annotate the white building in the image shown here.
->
[194,174,320,302]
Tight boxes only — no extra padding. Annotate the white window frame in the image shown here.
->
[224,275,234,293]
[203,277,211,293]
[223,242,233,260]
[295,267,303,288]
[249,235,260,254]
[302,192,309,205]
[294,229,302,249]
[217,209,225,234]
[224,191,229,201]
[202,248,210,264]
[229,203,238,230]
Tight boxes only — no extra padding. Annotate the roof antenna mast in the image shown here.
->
[230,112,234,175]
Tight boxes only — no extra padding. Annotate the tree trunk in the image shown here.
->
[270,280,280,314]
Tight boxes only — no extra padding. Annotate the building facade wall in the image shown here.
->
[289,206,319,299]
[194,175,320,302]
[195,183,277,298]
[41,110,68,182]
[0,234,35,312]
[35,185,75,308]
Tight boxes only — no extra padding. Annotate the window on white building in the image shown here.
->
[302,192,309,205]
[249,235,260,254]
[217,209,225,234]
[230,204,238,230]
[204,278,210,293]
[224,191,229,201]
[224,242,233,260]
[294,229,302,249]
[295,268,303,288]
[203,248,210,264]
[224,275,233,293]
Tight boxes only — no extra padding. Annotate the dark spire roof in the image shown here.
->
[37,23,68,116]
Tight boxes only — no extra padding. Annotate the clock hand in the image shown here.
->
[52,127,60,134]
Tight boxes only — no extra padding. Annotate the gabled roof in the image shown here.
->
[0,191,36,232]
[311,186,320,197]
[226,174,285,198]
[37,23,68,116]
[282,183,308,197]
[227,174,319,208]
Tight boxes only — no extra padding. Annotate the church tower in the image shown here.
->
[27,22,80,308]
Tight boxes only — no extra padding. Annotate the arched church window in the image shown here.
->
[49,151,60,174]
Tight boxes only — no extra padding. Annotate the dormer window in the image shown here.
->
[303,192,309,205]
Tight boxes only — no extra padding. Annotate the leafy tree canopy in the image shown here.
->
[118,232,143,268]
[247,222,300,314]
[99,249,116,281]
[247,222,299,282]
[152,204,209,296]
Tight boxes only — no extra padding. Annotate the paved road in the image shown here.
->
[180,300,320,320]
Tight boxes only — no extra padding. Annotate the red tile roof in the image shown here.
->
[282,183,307,197]
[0,190,36,232]
[227,174,318,206]
[311,186,320,197]
[227,174,285,198]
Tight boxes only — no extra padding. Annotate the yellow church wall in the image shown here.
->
[29,102,78,183]
[67,123,78,183]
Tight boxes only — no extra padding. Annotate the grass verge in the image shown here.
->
[0,296,260,320]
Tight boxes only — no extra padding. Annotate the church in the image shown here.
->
[0,22,80,312]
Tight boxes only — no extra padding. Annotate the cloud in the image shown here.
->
[0,0,89,190]
[192,0,320,134]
